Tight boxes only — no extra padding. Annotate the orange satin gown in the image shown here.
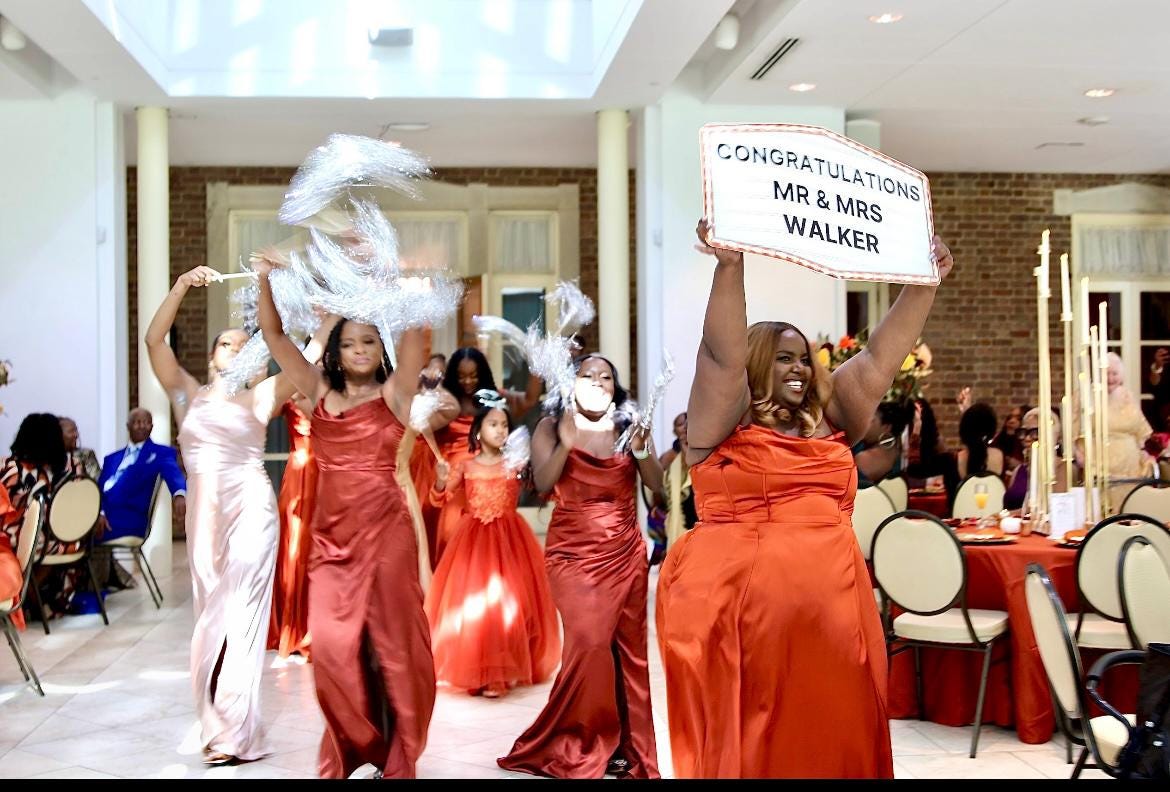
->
[308,398,435,779]
[498,450,659,779]
[268,401,317,659]
[424,460,561,693]
[429,414,475,564]
[657,424,893,779]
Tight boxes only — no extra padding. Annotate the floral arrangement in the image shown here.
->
[1144,432,1170,460]
[815,328,933,405]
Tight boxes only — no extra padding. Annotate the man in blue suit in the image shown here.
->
[95,408,187,586]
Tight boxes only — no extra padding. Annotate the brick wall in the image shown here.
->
[921,172,1170,445]
[127,167,638,406]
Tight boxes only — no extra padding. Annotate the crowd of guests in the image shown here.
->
[850,347,1163,514]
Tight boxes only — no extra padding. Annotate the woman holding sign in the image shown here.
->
[657,219,954,778]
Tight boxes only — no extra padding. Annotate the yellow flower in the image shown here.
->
[817,348,831,369]
[900,354,916,372]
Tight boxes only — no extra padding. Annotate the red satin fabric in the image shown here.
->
[409,439,438,568]
[429,414,476,565]
[424,461,560,693]
[657,424,893,779]
[268,401,316,659]
[308,398,435,779]
[498,449,659,779]
[886,536,1138,742]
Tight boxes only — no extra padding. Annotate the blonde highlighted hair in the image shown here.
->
[745,321,833,437]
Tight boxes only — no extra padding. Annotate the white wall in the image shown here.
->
[0,90,127,460]
[637,68,847,450]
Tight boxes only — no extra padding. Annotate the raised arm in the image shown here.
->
[145,266,218,402]
[256,262,327,403]
[255,310,340,420]
[828,237,954,443]
[686,219,751,461]
[504,371,543,416]
[386,327,427,422]
[531,414,574,494]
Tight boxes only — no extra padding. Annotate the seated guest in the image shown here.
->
[96,409,186,582]
[957,401,1004,479]
[1,413,81,619]
[904,398,959,495]
[990,404,1030,476]
[853,402,911,488]
[60,416,101,480]
[1005,408,1068,510]
[646,412,698,565]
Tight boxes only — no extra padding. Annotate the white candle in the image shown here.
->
[1080,276,1091,346]
[1099,301,1109,365]
[1079,369,1094,523]
[1028,441,1039,515]
[1060,253,1072,320]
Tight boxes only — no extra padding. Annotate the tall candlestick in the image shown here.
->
[1059,253,1072,320]
[1079,369,1094,524]
[1028,441,1039,516]
[1035,231,1053,519]
[1080,276,1091,346]
[1099,301,1111,514]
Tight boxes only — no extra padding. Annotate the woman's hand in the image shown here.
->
[695,218,744,267]
[177,266,222,289]
[956,386,972,414]
[932,236,955,281]
[434,458,450,490]
[249,246,285,278]
[557,409,578,450]
[629,424,651,455]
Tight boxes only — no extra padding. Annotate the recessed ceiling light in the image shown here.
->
[868,13,903,24]
[788,82,816,92]
[384,122,430,131]
[1084,88,1115,98]
[1077,115,1110,127]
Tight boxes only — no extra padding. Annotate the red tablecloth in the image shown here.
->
[887,534,1138,744]
[908,491,949,518]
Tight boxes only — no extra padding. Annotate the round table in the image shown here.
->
[907,489,949,518]
[886,534,1137,744]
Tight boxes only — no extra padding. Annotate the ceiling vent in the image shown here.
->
[750,37,799,81]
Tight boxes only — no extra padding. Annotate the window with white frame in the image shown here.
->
[845,281,888,337]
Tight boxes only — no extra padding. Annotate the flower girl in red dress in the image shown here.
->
[425,392,561,698]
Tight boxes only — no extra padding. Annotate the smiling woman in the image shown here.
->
[655,217,955,778]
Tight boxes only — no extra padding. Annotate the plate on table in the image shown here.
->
[1051,534,1087,549]
[957,533,1017,545]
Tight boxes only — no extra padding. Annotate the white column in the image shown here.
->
[597,108,631,382]
[137,106,173,579]
[845,118,881,151]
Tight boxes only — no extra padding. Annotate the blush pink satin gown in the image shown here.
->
[308,398,436,779]
[177,392,279,760]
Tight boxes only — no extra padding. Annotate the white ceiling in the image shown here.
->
[1,0,1168,172]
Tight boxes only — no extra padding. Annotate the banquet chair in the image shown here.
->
[1024,563,1139,778]
[853,486,896,606]
[2,493,46,695]
[872,510,1009,757]
[877,475,908,511]
[1072,514,1170,652]
[952,472,1006,519]
[1119,480,1170,524]
[32,475,107,634]
[95,479,164,608]
[1118,535,1170,649]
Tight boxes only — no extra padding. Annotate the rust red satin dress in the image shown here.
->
[498,449,659,779]
[268,401,316,659]
[657,424,893,779]
[309,398,436,779]
[409,439,438,567]
[424,460,561,693]
[428,414,475,564]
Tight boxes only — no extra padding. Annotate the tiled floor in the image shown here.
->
[0,543,1102,779]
